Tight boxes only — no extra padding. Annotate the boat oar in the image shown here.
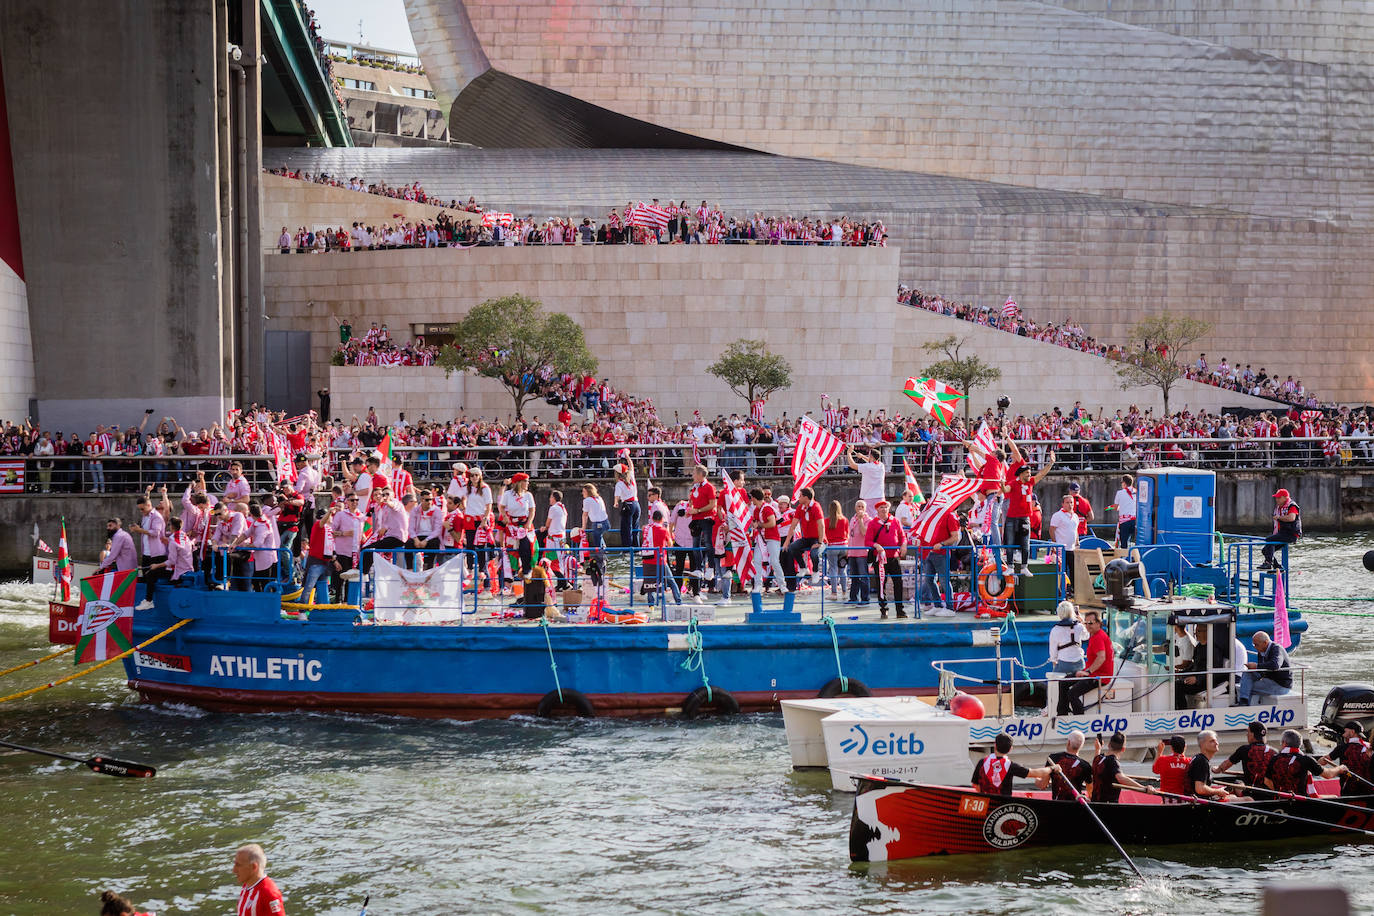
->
[359,894,370,915]
[1213,779,1374,814]
[1051,766,1145,879]
[0,738,156,778]
[1119,785,1374,837]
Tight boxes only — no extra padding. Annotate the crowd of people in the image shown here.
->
[3,394,1373,496]
[898,285,1329,410]
[268,169,888,250]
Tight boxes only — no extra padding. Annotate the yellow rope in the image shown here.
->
[0,618,193,705]
[280,601,358,611]
[0,644,76,678]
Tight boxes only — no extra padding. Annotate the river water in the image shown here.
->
[1,535,1373,915]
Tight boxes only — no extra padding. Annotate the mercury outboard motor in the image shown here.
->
[1318,684,1374,739]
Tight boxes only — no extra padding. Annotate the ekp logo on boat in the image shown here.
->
[1255,707,1295,727]
[838,723,924,757]
[1175,711,1215,730]
[1086,716,1128,735]
[1003,719,1044,741]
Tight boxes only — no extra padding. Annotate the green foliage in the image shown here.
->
[1114,313,1213,414]
[435,294,598,418]
[920,336,1003,421]
[706,339,794,407]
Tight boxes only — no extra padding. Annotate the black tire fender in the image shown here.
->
[535,688,595,718]
[818,677,872,699]
[681,685,740,718]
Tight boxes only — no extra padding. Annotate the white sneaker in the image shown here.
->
[1019,565,1032,576]
[715,598,732,607]
[693,595,705,605]
[686,569,705,578]
[135,599,155,610]
[932,606,957,617]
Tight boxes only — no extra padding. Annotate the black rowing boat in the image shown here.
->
[849,776,1374,862]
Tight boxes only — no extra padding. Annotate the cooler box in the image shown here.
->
[1136,468,1215,566]
[1014,560,1059,614]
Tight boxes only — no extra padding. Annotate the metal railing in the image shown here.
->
[8,434,1368,495]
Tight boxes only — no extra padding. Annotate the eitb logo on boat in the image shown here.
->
[983,803,1038,849]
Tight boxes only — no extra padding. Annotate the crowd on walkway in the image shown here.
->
[898,285,1328,409]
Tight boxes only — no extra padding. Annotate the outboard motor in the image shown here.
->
[1318,684,1374,739]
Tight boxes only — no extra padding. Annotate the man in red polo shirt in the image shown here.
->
[781,486,825,592]
[686,465,717,591]
[1060,609,1113,715]
[1002,437,1055,575]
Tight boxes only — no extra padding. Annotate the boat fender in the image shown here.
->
[535,689,596,719]
[818,677,872,699]
[681,685,740,718]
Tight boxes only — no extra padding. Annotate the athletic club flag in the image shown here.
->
[750,399,765,423]
[270,433,296,484]
[36,539,51,554]
[721,473,754,584]
[1273,569,1292,649]
[630,202,670,232]
[75,570,137,664]
[791,416,845,497]
[1002,298,1019,318]
[910,475,981,546]
[481,212,514,228]
[904,377,966,427]
[902,459,925,503]
[966,422,997,472]
[56,518,73,602]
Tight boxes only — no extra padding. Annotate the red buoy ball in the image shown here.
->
[949,692,986,721]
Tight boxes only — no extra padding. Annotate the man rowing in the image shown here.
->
[1043,730,1092,801]
[1319,721,1372,797]
[972,733,1053,796]
[1267,729,1346,797]
[1089,732,1152,802]
[1212,721,1276,790]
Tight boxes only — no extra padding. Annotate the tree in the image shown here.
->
[920,335,1003,422]
[1113,313,1213,415]
[706,338,793,409]
[435,294,598,418]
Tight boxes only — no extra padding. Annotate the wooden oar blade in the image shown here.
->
[85,756,157,778]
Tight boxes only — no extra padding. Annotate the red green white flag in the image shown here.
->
[374,431,394,476]
[75,570,136,664]
[55,518,73,602]
[903,376,965,427]
[902,459,925,503]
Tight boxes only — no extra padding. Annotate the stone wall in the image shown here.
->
[267,245,1281,422]
[261,173,472,246]
[0,260,33,422]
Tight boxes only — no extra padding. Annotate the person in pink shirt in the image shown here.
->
[864,500,908,618]
[211,500,249,588]
[364,486,408,573]
[845,500,871,605]
[223,461,251,504]
[247,502,282,591]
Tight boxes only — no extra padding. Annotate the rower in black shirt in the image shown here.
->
[1214,721,1276,789]
[1089,732,1151,802]
[971,733,1052,796]
[1319,721,1372,796]
[1271,728,1345,796]
[1189,730,1240,800]
[1044,730,1092,801]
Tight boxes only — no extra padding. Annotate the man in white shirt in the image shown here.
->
[1106,473,1137,547]
[1049,495,1080,587]
[130,494,168,607]
[846,445,887,513]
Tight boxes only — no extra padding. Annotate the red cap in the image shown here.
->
[511,472,530,483]
[1273,488,1290,499]
[874,499,891,509]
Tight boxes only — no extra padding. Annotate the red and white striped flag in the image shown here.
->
[1300,410,1323,422]
[966,422,997,472]
[750,399,765,423]
[791,416,845,497]
[910,474,981,546]
[1002,298,1019,318]
[630,203,670,232]
[902,459,925,504]
[722,473,753,586]
[481,212,514,228]
[271,432,297,484]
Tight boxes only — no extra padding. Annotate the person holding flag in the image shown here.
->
[1003,436,1056,575]
[54,517,73,601]
[846,446,887,514]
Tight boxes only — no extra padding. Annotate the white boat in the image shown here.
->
[783,592,1309,791]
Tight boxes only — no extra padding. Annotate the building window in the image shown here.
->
[339,78,377,91]
[402,86,436,99]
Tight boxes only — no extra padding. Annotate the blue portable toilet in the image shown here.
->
[1136,468,1216,566]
